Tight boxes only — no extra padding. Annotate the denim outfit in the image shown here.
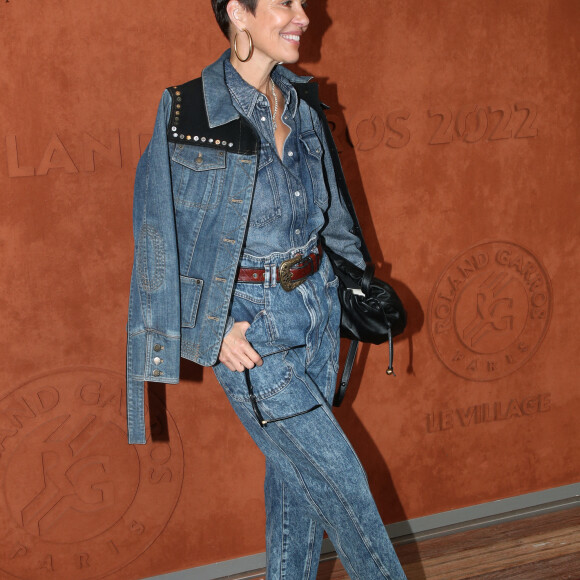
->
[127,50,405,579]
[210,63,407,579]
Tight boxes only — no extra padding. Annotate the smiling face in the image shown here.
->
[229,0,310,66]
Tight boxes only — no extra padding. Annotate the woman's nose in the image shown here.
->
[293,4,309,28]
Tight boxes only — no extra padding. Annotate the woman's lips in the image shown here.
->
[280,33,301,44]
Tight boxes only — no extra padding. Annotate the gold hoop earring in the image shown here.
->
[234,29,254,62]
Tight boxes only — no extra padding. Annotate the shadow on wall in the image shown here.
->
[147,358,204,442]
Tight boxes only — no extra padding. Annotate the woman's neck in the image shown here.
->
[230,52,278,95]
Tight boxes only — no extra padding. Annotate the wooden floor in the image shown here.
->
[224,505,580,579]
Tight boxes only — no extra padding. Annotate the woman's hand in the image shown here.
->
[218,321,263,372]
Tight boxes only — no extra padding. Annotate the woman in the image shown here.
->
[126,0,407,577]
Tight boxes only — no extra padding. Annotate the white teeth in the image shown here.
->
[281,34,300,42]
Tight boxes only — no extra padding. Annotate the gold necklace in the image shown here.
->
[270,78,278,131]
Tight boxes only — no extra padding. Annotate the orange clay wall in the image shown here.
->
[1,0,579,578]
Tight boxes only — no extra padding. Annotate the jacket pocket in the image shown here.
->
[180,275,204,328]
[249,143,282,228]
[299,131,328,209]
[171,145,227,210]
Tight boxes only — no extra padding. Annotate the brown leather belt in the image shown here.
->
[237,244,323,292]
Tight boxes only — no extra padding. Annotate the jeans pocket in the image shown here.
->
[245,309,303,358]
[214,349,293,403]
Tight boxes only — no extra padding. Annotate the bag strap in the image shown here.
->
[333,326,395,407]
[332,339,359,407]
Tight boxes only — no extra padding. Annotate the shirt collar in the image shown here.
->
[224,58,300,119]
[272,66,299,118]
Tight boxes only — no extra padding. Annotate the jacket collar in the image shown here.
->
[202,50,317,128]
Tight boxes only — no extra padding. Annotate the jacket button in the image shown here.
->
[153,344,163,352]
[153,369,162,377]
[153,357,162,365]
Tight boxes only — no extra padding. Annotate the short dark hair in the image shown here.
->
[211,0,258,39]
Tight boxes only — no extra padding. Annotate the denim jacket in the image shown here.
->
[126,51,365,444]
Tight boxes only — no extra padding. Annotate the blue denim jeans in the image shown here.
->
[213,245,406,580]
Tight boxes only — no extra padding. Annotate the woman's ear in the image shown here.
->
[226,0,247,33]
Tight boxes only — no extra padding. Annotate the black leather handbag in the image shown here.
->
[324,246,407,406]
[315,104,407,406]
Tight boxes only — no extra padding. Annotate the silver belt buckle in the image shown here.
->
[279,254,305,292]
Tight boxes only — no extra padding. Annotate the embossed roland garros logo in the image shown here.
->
[429,241,552,381]
[0,368,183,580]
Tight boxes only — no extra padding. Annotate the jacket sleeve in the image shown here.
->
[316,113,367,271]
[126,90,180,445]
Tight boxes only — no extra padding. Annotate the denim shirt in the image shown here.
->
[224,60,326,257]
[126,50,365,444]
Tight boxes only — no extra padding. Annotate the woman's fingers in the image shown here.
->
[218,320,263,372]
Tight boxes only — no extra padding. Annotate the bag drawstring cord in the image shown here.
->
[383,313,395,376]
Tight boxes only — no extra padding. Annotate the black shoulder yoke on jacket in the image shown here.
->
[166,77,329,156]
[166,78,258,155]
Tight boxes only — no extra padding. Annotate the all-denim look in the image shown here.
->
[127,46,406,578]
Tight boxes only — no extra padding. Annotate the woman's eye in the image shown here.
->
[281,0,307,7]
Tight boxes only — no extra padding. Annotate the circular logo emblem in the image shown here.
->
[0,368,184,579]
[429,241,552,381]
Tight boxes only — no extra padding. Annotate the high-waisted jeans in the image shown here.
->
[213,245,406,580]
